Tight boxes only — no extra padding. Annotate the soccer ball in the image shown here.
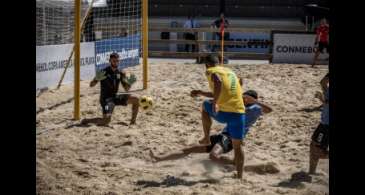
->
[139,96,153,110]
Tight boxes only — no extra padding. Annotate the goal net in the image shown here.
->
[36,0,89,46]
[92,0,143,83]
[36,0,146,91]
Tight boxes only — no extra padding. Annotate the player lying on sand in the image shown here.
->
[309,73,329,174]
[81,53,140,126]
[150,90,272,178]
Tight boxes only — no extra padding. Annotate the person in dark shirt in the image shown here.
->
[183,15,199,52]
[81,53,140,126]
[211,13,230,52]
[312,18,329,67]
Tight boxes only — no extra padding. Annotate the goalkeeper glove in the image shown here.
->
[127,74,137,85]
[95,70,107,81]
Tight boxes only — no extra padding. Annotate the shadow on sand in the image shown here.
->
[136,175,219,188]
[275,171,312,189]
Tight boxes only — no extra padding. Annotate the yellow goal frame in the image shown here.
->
[73,0,148,120]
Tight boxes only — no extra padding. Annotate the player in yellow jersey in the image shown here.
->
[190,54,245,179]
[149,89,273,180]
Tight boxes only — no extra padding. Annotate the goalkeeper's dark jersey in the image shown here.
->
[99,66,128,101]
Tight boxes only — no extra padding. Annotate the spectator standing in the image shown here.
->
[312,18,329,67]
[183,15,200,52]
[211,13,229,52]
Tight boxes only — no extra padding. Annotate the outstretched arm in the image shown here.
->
[257,102,273,114]
[190,90,213,97]
[91,70,107,87]
[244,95,272,114]
[190,74,221,99]
[120,71,132,91]
[90,79,98,87]
[201,91,214,97]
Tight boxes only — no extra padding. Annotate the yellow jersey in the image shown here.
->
[206,66,245,113]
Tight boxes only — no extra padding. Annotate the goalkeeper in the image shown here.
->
[81,53,140,125]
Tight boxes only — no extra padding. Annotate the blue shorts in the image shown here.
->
[203,100,246,140]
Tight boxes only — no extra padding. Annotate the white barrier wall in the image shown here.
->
[272,32,329,64]
[36,42,96,90]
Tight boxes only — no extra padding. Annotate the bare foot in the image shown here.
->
[199,137,211,145]
[129,120,136,126]
[233,172,243,179]
[80,119,88,125]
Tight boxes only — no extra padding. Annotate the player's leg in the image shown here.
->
[309,142,321,174]
[185,33,192,52]
[227,113,246,179]
[150,145,209,162]
[309,143,329,174]
[185,41,190,52]
[199,100,214,144]
[309,124,329,174]
[114,94,139,125]
[192,33,196,52]
[190,33,195,52]
[209,134,235,165]
[232,138,244,179]
[81,100,114,126]
[184,33,189,52]
[312,51,320,67]
[126,95,139,125]
[312,42,323,67]
[98,101,114,125]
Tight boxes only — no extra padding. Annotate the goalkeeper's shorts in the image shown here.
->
[100,94,129,115]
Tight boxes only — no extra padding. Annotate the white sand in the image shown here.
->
[36,61,329,195]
